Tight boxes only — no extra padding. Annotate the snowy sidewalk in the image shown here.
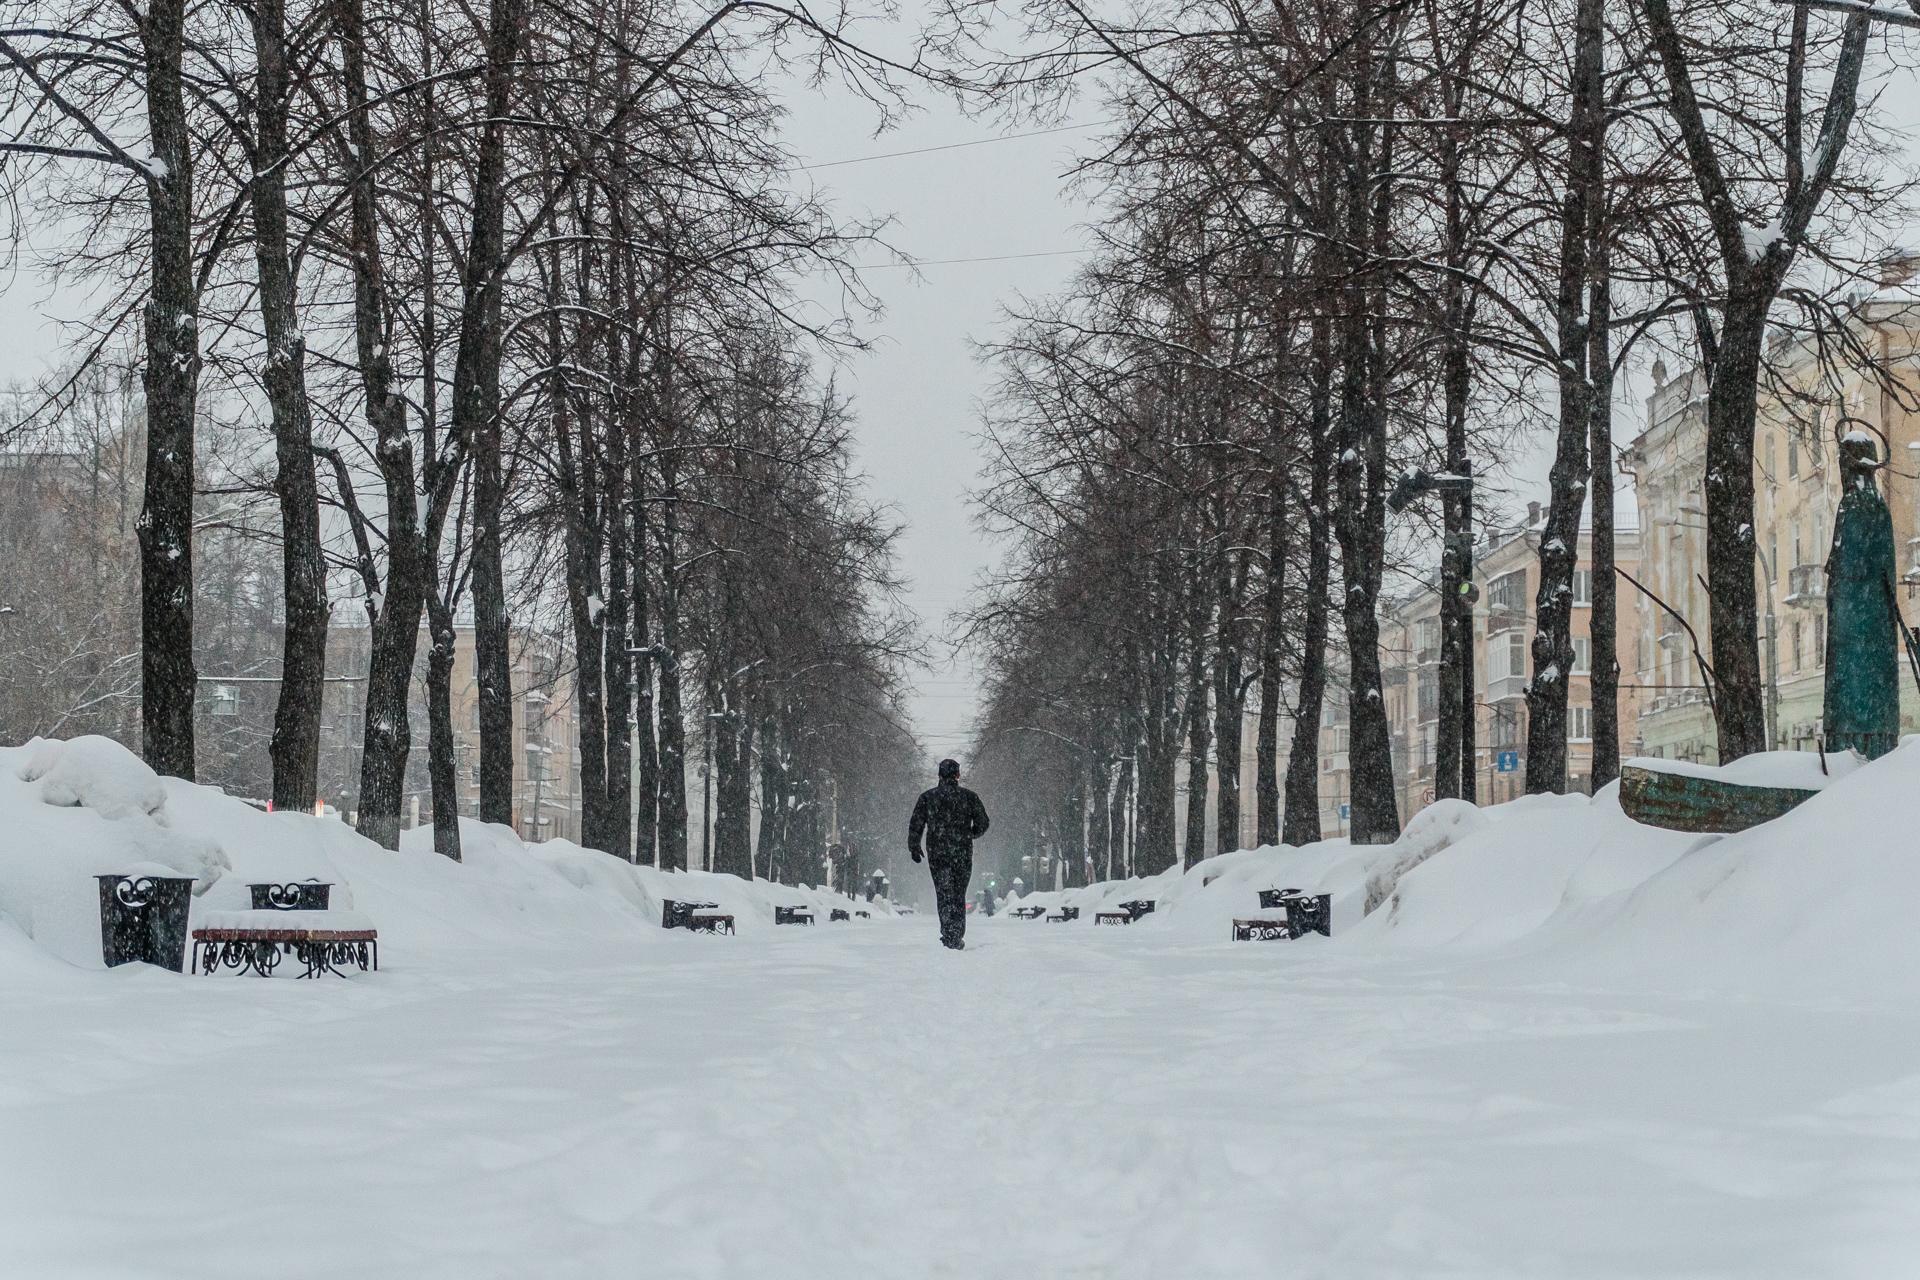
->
[2,917,1914,1278]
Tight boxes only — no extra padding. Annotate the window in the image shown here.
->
[1814,614,1826,668]
[1571,569,1592,605]
[1510,631,1527,680]
[1572,636,1591,674]
[1489,570,1528,616]
[1417,670,1438,721]
[1490,712,1521,751]
[1569,705,1593,741]
[1792,620,1803,673]
[1415,617,1441,661]
[1788,433,1800,477]
[210,685,238,718]
[1765,433,1776,480]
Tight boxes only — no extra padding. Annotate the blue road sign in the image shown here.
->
[1338,803,1351,820]
[1496,751,1519,773]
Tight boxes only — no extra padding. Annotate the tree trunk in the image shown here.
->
[1588,215,1620,789]
[1283,320,1334,847]
[711,700,753,880]
[137,0,200,780]
[1183,664,1210,869]
[654,477,690,870]
[1527,0,1603,795]
[1213,546,1244,856]
[602,416,633,860]
[630,465,659,864]
[249,0,326,813]
[425,596,462,859]
[1703,298,1768,761]
[1108,754,1133,880]
[1086,750,1111,884]
[1255,471,1285,846]
[456,0,528,827]
[1182,579,1211,869]
[339,0,422,850]
[551,293,610,852]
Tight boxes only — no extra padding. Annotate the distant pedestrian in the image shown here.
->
[907,758,991,950]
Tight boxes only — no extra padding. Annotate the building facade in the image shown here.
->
[1626,279,1920,763]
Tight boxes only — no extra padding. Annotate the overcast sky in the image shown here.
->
[778,81,1102,765]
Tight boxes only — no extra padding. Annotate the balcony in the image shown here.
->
[1786,564,1825,607]
[1487,673,1527,703]
[1487,608,1528,636]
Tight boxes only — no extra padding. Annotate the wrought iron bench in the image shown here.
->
[855,910,871,919]
[662,899,720,930]
[1233,892,1333,942]
[774,905,816,926]
[831,908,851,922]
[1118,899,1156,921]
[1256,887,1303,910]
[190,881,377,978]
[1011,905,1045,920]
[688,913,735,934]
[1046,906,1080,923]
[1094,911,1132,925]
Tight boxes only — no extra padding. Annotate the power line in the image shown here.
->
[852,248,1094,271]
[794,122,1104,171]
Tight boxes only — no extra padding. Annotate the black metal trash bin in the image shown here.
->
[1281,892,1332,938]
[96,874,195,971]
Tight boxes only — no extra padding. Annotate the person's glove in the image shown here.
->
[910,850,923,863]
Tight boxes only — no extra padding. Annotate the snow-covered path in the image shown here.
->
[3,916,1915,1278]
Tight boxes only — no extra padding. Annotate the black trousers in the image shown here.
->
[928,852,971,949]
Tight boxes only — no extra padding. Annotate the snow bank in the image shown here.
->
[0,735,893,972]
[1625,749,1860,791]
[0,737,231,966]
[998,740,1920,1006]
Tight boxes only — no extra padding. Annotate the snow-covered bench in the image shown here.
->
[774,905,815,926]
[1233,892,1332,942]
[1094,911,1131,926]
[1047,907,1079,923]
[1011,906,1045,920]
[1256,887,1303,910]
[662,899,719,930]
[687,912,734,934]
[192,909,379,977]
[1119,899,1155,921]
[831,908,851,922]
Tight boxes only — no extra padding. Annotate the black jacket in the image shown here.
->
[909,781,990,860]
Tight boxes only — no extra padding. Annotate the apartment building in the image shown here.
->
[1380,519,1644,819]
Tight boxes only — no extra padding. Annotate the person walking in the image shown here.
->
[908,758,991,950]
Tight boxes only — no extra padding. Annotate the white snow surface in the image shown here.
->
[6,734,1920,1275]
[1626,748,1862,791]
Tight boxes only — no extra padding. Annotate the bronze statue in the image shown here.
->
[1823,433,1901,760]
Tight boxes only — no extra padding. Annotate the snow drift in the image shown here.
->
[7,730,1920,1008]
[997,738,1920,1005]
[0,736,890,972]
